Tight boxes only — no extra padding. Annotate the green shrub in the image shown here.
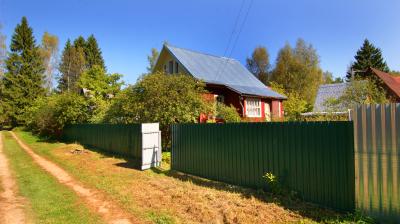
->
[25,93,89,137]
[215,103,241,122]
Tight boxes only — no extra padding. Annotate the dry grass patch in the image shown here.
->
[16,130,347,224]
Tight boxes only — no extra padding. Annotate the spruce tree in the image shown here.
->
[73,36,86,50]
[347,39,389,80]
[85,35,105,70]
[1,17,45,125]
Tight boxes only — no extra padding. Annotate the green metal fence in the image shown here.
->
[63,124,142,159]
[352,104,400,222]
[171,121,355,211]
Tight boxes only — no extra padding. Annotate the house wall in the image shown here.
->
[202,85,285,122]
[154,49,188,75]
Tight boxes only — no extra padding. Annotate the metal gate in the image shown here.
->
[141,123,162,170]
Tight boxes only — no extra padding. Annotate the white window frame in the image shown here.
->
[245,98,262,118]
[278,101,282,118]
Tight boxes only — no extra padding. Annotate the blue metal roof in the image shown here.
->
[313,83,349,112]
[164,45,286,99]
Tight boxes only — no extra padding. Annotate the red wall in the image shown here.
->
[201,84,285,122]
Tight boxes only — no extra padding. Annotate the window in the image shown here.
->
[215,95,225,103]
[175,62,179,73]
[168,61,173,74]
[163,65,167,73]
[246,98,261,117]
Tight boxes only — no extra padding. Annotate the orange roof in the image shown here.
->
[371,68,400,99]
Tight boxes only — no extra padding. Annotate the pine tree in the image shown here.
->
[58,39,86,93]
[346,39,389,80]
[1,17,45,125]
[85,35,105,70]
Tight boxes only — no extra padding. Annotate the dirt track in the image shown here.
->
[0,132,27,224]
[10,131,142,224]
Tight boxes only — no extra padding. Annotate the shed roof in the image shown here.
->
[371,68,400,99]
[159,44,286,99]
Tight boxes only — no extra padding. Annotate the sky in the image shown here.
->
[1,0,400,84]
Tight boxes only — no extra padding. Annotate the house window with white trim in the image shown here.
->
[246,98,261,117]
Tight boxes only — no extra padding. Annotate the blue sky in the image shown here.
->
[1,0,400,84]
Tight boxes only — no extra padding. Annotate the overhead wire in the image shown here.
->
[215,0,254,81]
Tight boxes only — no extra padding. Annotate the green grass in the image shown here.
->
[1,131,104,224]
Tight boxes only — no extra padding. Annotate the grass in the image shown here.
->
[1,131,104,224]
[14,129,375,224]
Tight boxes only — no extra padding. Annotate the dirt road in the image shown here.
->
[0,132,27,224]
[10,132,142,224]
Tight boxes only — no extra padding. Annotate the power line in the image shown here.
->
[214,0,246,81]
[215,0,254,81]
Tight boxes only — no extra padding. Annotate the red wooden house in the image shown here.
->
[153,44,286,122]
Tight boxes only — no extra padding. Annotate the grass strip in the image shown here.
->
[2,131,104,224]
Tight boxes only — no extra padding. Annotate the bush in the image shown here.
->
[25,93,89,137]
[215,103,241,122]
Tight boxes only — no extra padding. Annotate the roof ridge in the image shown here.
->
[319,82,348,87]
[165,44,237,62]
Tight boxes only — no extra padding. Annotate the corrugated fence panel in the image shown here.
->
[63,124,142,159]
[352,104,400,222]
[171,121,355,211]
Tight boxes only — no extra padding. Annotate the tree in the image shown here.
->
[346,39,389,80]
[270,39,323,108]
[39,32,59,92]
[324,79,388,112]
[104,72,212,148]
[0,23,6,78]
[77,65,124,122]
[1,17,45,126]
[146,48,159,72]
[58,39,86,93]
[77,65,123,98]
[73,36,86,50]
[269,81,308,121]
[85,35,105,70]
[323,71,344,84]
[246,46,270,84]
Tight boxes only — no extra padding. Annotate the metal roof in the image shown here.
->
[164,44,286,99]
[313,83,349,112]
[371,68,400,99]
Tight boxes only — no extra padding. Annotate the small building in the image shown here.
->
[153,44,286,122]
[303,67,400,117]
[312,82,350,114]
[370,68,400,102]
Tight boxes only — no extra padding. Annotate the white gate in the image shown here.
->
[141,123,162,170]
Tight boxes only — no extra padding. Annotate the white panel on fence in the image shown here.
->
[141,123,161,170]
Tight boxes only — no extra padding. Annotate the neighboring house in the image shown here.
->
[306,67,400,116]
[153,44,287,122]
[370,68,400,102]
